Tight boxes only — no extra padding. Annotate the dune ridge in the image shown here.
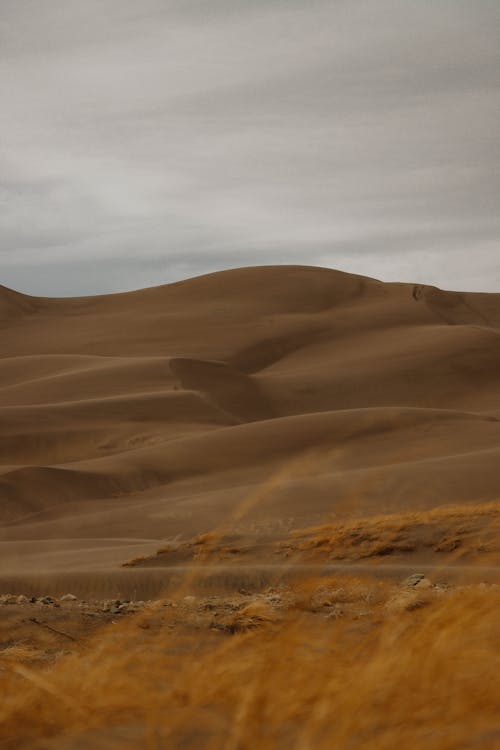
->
[1,265,500,587]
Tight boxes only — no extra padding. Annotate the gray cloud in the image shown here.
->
[0,0,499,295]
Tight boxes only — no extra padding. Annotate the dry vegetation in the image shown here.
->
[281,501,500,560]
[124,501,500,568]
[0,575,499,749]
[2,504,499,749]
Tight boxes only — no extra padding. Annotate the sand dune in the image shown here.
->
[1,265,499,587]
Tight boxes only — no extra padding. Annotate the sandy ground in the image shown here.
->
[1,265,500,593]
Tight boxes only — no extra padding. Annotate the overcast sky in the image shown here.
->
[1,0,499,296]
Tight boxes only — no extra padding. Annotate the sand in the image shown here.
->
[1,265,499,593]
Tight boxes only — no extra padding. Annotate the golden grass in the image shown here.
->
[3,491,500,748]
[123,502,500,569]
[0,580,498,749]
[284,501,500,561]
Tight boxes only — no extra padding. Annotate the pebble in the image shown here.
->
[414,577,432,590]
[0,594,148,614]
[266,595,282,605]
[0,594,17,605]
[404,573,426,587]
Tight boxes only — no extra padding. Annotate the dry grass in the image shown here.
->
[2,503,499,748]
[123,502,500,569]
[122,532,229,567]
[284,501,500,561]
[0,578,499,749]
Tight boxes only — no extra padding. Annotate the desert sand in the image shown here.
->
[1,265,500,595]
[1,265,500,750]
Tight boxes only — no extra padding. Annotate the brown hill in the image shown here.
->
[1,265,499,591]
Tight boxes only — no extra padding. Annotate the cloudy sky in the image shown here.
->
[1,0,499,295]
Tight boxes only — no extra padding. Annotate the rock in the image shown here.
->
[16,595,29,605]
[414,577,432,590]
[266,595,282,605]
[0,594,16,605]
[183,596,196,604]
[434,584,448,593]
[404,573,426,587]
[40,596,55,605]
[112,599,129,608]
[60,594,78,602]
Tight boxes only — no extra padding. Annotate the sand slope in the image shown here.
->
[1,265,500,583]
